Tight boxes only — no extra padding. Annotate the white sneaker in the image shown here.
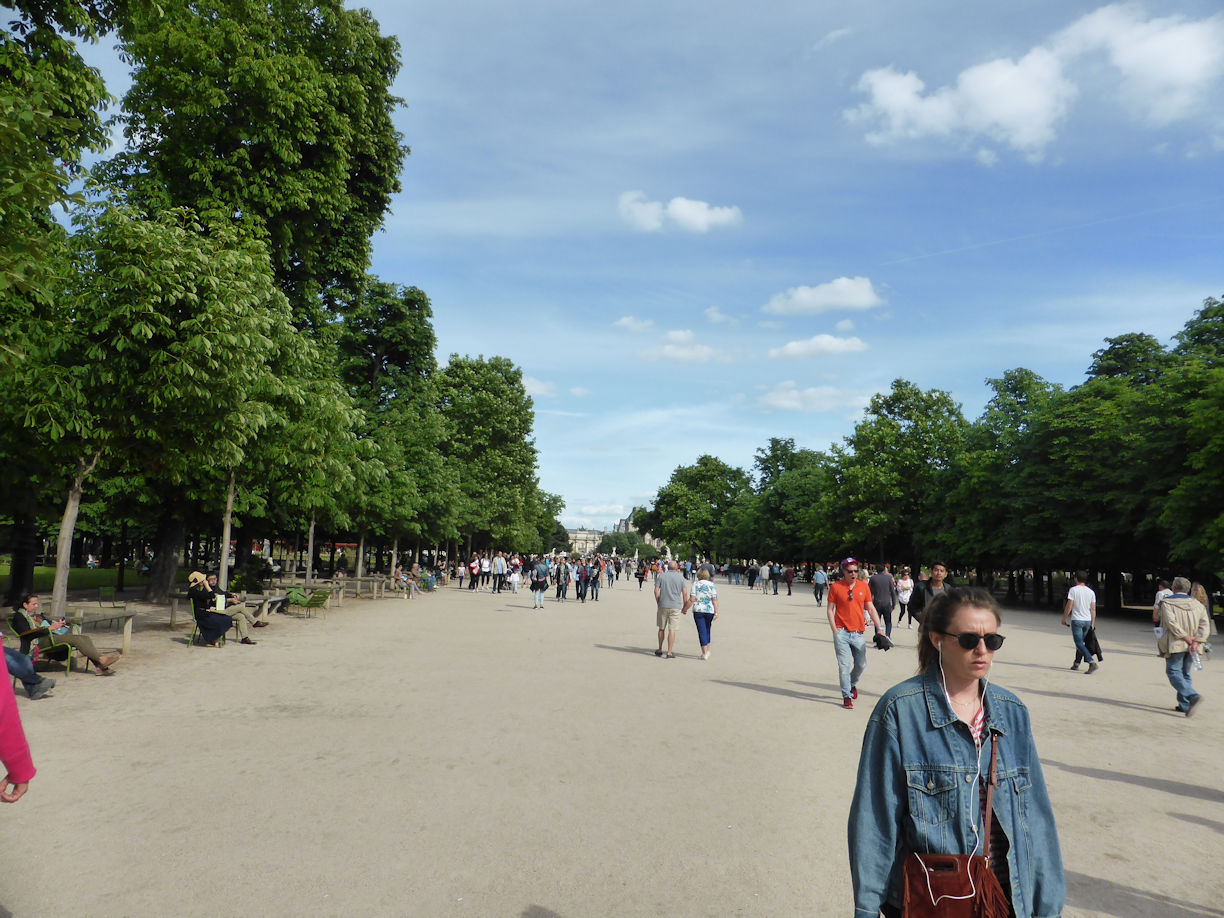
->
[702,651,710,660]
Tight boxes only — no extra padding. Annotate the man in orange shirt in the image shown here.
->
[826,557,885,709]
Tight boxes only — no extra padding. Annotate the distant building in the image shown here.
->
[566,527,606,555]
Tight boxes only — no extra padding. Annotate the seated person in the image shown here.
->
[392,564,407,591]
[187,572,234,647]
[2,644,55,700]
[11,594,120,675]
[205,572,266,636]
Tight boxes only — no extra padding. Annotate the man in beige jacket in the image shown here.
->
[1157,577,1210,716]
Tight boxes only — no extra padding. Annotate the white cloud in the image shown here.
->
[835,319,855,332]
[763,276,885,315]
[618,191,665,231]
[581,504,627,517]
[845,5,1224,159]
[613,315,655,333]
[705,306,737,324]
[759,382,854,412]
[637,341,722,363]
[846,48,1075,159]
[767,334,869,359]
[618,191,743,233]
[663,329,695,344]
[523,377,556,397]
[814,27,852,49]
[1054,5,1224,125]
[570,387,590,397]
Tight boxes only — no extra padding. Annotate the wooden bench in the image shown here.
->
[67,605,137,656]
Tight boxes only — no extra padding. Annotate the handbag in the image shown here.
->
[901,735,1011,918]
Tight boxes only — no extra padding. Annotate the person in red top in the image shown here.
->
[0,672,34,802]
[826,557,885,709]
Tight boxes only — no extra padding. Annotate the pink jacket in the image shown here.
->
[0,676,35,784]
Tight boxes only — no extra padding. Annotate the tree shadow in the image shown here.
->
[1066,870,1224,917]
[1043,760,1224,805]
[521,907,564,918]
[712,679,845,707]
[1013,685,1174,716]
[1168,811,1224,834]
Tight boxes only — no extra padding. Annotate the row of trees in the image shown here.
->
[1,0,562,612]
[633,300,1223,610]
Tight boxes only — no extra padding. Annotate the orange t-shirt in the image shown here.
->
[829,579,872,632]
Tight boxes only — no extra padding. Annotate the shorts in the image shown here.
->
[657,608,682,631]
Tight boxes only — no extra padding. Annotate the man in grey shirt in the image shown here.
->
[867,564,898,638]
[654,560,691,659]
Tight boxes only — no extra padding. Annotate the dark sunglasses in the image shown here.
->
[937,630,1005,652]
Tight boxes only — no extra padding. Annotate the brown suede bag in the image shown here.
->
[901,736,1011,918]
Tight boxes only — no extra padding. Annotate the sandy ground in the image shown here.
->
[1,576,1220,917]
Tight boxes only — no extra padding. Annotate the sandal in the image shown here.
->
[95,666,117,676]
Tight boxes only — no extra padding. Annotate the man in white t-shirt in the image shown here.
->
[1060,570,1098,673]
[1151,580,1173,636]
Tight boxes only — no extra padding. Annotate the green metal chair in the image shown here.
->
[287,588,331,619]
[8,612,80,676]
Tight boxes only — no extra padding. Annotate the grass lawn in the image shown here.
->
[0,563,152,594]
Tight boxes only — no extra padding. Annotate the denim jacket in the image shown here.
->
[848,668,1064,918]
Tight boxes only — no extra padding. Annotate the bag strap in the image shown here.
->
[982,733,998,860]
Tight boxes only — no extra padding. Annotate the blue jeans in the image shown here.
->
[1071,620,1093,664]
[833,629,867,699]
[877,605,893,637]
[1166,652,1199,711]
[3,647,40,693]
[694,612,714,646]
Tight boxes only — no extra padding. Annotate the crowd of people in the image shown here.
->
[3,546,1213,917]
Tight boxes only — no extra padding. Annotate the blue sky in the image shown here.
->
[83,1,1224,530]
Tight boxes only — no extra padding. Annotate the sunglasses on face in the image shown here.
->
[845,568,858,575]
[937,630,1005,652]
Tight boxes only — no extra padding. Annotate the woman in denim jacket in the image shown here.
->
[848,588,1065,918]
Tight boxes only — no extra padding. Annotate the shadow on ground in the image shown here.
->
[1014,685,1174,716]
[1044,761,1224,805]
[712,679,850,707]
[1066,870,1224,918]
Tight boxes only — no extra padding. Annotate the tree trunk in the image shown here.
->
[305,516,317,588]
[1104,567,1122,616]
[116,521,127,593]
[144,512,186,603]
[356,531,366,578]
[4,515,39,606]
[50,452,101,618]
[390,537,399,576]
[218,470,237,591]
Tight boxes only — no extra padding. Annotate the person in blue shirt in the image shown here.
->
[848,587,1064,918]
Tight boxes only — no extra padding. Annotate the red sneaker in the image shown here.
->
[851,687,858,700]
[843,696,854,709]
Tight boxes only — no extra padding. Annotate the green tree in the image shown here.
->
[0,0,110,304]
[436,356,542,549]
[18,205,294,613]
[639,455,751,559]
[105,0,406,327]
[835,379,967,565]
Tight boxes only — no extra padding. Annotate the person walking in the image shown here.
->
[653,561,690,660]
[826,558,886,710]
[848,588,1065,918]
[691,568,719,660]
[1157,577,1210,716]
[908,561,951,623]
[1060,570,1098,673]
[867,564,899,638]
[812,566,827,604]
[530,557,549,609]
[895,567,915,628]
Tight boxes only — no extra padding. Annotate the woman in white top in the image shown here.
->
[896,568,915,627]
